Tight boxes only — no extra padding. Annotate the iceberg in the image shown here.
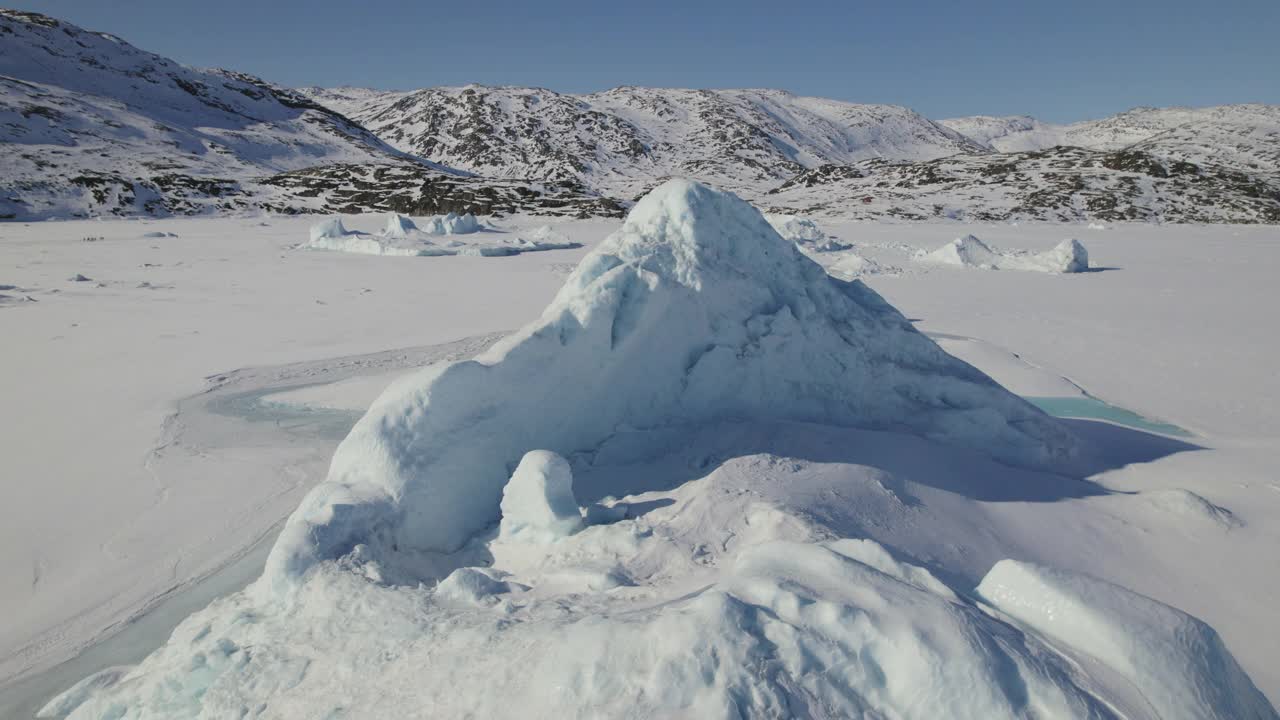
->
[269,179,1073,589]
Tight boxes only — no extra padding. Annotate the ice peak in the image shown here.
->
[565,179,804,294]
[263,180,1075,589]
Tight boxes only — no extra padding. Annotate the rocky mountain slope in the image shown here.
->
[765,146,1280,223]
[0,11,618,220]
[2,8,1277,223]
[296,85,985,197]
[942,105,1280,178]
[308,85,1280,222]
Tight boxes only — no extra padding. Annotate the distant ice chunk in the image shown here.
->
[764,213,852,252]
[978,560,1276,720]
[309,216,355,244]
[827,252,896,279]
[304,214,573,257]
[421,211,481,235]
[1038,238,1089,273]
[381,213,418,239]
[763,213,825,243]
[498,450,584,543]
[921,234,1090,273]
[923,234,1001,268]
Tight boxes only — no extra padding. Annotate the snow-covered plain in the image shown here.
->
[2,196,1279,717]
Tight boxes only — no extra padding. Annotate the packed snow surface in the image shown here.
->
[922,234,1089,273]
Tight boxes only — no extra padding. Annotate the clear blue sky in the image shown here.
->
[15,0,1280,122]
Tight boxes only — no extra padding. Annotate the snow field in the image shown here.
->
[35,182,1277,718]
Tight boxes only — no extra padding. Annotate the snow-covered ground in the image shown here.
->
[0,213,611,694]
[2,204,1278,717]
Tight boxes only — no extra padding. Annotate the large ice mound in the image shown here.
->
[922,234,1090,273]
[267,179,1073,589]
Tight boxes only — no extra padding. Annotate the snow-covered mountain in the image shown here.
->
[942,105,1280,179]
[937,115,1070,152]
[297,85,985,197]
[0,11,617,220]
[3,8,1278,223]
[305,85,1280,222]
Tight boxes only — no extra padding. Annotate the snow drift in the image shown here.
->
[268,179,1073,589]
[922,234,1090,273]
[979,561,1276,720]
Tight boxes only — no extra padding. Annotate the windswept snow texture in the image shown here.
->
[979,561,1277,720]
[923,235,1089,273]
[267,179,1073,589]
[304,214,576,257]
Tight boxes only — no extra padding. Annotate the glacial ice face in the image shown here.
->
[266,179,1073,590]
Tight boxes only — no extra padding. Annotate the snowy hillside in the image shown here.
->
[937,115,1069,152]
[298,85,985,196]
[0,11,618,220]
[307,85,1280,222]
[3,8,1278,223]
[942,105,1280,179]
